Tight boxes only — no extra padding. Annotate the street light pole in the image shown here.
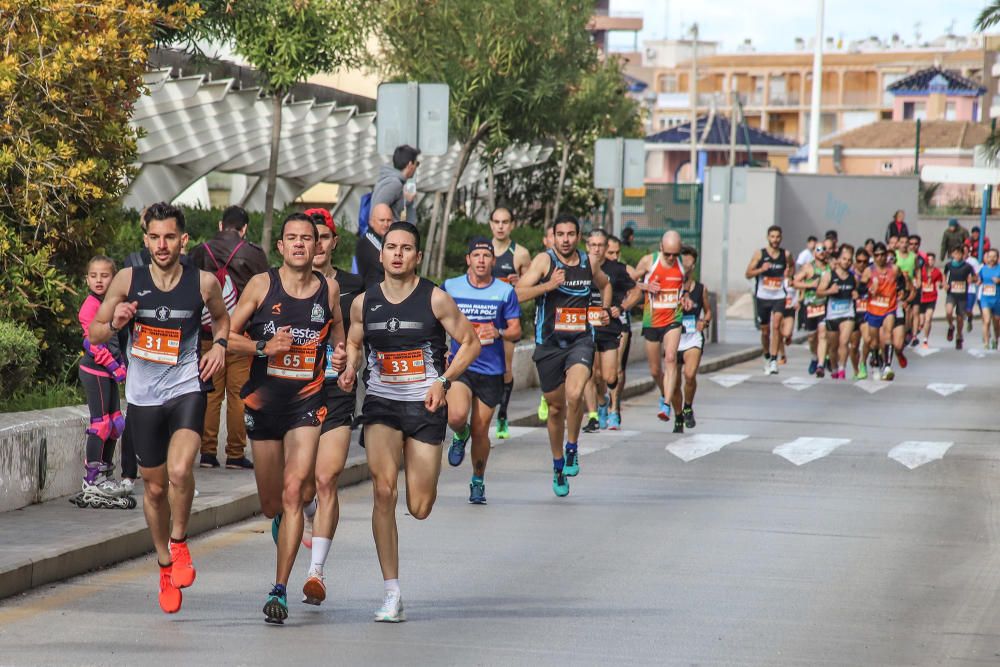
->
[689,23,699,183]
[807,0,825,173]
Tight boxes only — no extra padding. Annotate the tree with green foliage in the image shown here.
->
[211,0,375,252]
[377,0,598,276]
[0,0,196,378]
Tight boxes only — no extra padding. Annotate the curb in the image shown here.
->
[0,338,775,601]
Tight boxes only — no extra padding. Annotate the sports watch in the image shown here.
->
[436,376,452,390]
[255,340,268,357]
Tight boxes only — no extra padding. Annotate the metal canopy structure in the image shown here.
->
[125,69,552,221]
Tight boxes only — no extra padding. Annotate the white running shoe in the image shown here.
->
[119,478,135,496]
[302,568,326,606]
[374,589,405,622]
[768,359,779,375]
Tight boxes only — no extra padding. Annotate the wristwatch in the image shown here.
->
[436,376,452,390]
[214,337,228,349]
[255,340,267,357]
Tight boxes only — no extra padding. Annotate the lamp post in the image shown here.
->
[806,0,825,173]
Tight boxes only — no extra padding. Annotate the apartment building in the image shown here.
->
[638,34,992,145]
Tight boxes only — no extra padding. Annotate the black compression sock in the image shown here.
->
[498,381,514,420]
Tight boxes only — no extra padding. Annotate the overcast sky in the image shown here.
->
[608,0,989,53]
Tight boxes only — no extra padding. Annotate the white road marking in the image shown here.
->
[596,430,641,438]
[967,348,995,359]
[709,373,751,388]
[927,383,966,397]
[888,441,954,469]
[488,426,540,441]
[782,376,818,391]
[912,346,940,357]
[855,379,888,394]
[578,442,612,456]
[773,437,850,466]
[666,434,748,462]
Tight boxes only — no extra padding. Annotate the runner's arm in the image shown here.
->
[337,293,366,393]
[89,269,135,345]
[514,253,559,303]
[745,249,763,279]
[593,263,612,308]
[791,265,815,290]
[432,288,480,381]
[500,287,522,342]
[199,270,230,381]
[633,254,656,292]
[325,277,347,373]
[227,272,268,355]
[815,270,836,297]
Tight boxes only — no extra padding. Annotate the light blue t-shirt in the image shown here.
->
[443,274,521,376]
[979,264,1000,302]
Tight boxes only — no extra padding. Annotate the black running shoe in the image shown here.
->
[199,454,220,469]
[582,417,599,434]
[683,407,696,429]
[672,416,684,433]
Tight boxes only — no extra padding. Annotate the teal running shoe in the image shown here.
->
[496,418,510,440]
[657,397,670,421]
[469,478,486,504]
[552,470,569,497]
[271,513,282,546]
[597,398,609,429]
[448,425,470,467]
[264,584,288,624]
[607,412,621,430]
[563,445,579,477]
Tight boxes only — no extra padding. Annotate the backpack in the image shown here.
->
[200,241,244,331]
[357,191,373,238]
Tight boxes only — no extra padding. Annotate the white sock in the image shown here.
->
[310,537,331,572]
[304,498,317,519]
[384,578,400,593]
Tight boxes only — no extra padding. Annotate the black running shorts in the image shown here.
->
[641,321,682,343]
[356,394,447,444]
[594,329,621,353]
[532,336,595,394]
[128,391,207,469]
[455,369,504,408]
[755,298,785,327]
[244,404,325,442]
[321,384,356,435]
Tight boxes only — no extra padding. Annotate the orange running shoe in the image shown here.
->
[169,541,196,589]
[302,572,326,606]
[159,564,182,613]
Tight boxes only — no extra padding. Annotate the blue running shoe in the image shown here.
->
[808,359,818,375]
[448,425,470,467]
[608,412,621,430]
[271,513,282,546]
[469,478,486,504]
[564,445,579,477]
[657,397,670,421]
[552,470,570,497]
[597,399,609,429]
[264,584,288,624]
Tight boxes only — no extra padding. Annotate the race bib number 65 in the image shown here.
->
[267,344,317,380]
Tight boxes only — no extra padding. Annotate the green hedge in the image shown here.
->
[0,320,41,401]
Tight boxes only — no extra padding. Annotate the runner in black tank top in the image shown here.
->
[227,213,346,625]
[672,246,711,433]
[493,241,517,281]
[514,214,611,498]
[338,221,480,622]
[745,226,791,374]
[816,244,859,380]
[87,203,230,615]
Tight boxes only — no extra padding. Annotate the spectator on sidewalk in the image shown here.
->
[795,236,817,271]
[372,144,420,224]
[964,226,992,256]
[355,203,395,287]
[940,218,969,264]
[188,205,269,470]
[886,209,909,243]
[622,227,634,247]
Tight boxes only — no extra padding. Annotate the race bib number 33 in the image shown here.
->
[132,323,181,365]
[267,344,317,380]
[378,349,425,383]
[555,307,587,332]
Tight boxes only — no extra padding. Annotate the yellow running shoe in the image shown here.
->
[537,396,548,421]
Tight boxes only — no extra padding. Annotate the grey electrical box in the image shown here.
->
[377,82,450,156]
[594,138,645,189]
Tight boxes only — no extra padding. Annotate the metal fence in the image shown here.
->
[620,183,702,254]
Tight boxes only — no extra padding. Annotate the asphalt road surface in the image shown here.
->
[3,340,1000,666]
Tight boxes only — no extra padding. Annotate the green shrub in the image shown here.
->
[2,383,84,413]
[0,320,41,401]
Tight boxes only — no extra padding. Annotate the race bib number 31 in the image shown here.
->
[132,323,181,365]
[267,344,317,380]
[555,307,587,332]
[378,349,425,383]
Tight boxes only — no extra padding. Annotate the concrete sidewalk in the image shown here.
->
[0,328,777,602]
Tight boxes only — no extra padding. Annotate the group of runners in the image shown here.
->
[78,201,712,625]
[748,225,1000,381]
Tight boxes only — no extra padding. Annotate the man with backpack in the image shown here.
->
[188,205,270,469]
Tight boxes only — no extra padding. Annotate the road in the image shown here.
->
[2,341,1000,665]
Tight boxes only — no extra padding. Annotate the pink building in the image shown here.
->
[888,67,985,122]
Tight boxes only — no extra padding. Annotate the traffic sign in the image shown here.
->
[376,82,449,156]
[920,165,1000,186]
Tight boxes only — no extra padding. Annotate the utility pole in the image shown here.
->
[807,0,825,173]
[689,23,699,183]
[719,82,739,344]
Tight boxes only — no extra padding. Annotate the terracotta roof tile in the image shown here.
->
[820,120,990,149]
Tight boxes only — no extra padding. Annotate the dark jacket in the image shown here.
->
[885,220,909,243]
[188,230,269,293]
[940,225,970,260]
[355,231,385,287]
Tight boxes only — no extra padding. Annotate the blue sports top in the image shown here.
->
[443,274,521,376]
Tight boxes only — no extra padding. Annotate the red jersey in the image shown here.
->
[642,254,685,329]
[920,266,943,304]
[867,265,898,316]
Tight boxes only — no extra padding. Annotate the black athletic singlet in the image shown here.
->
[241,268,332,414]
[492,241,517,282]
[362,277,447,402]
[323,267,365,387]
[754,247,788,300]
[535,249,594,344]
[827,269,857,320]
[597,258,636,334]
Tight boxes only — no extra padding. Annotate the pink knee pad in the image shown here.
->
[110,411,126,439]
[87,415,113,441]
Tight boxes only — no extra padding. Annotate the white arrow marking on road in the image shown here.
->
[773,437,850,466]
[927,383,966,397]
[488,426,540,441]
[709,373,751,388]
[596,429,640,438]
[782,376,818,391]
[967,348,995,359]
[666,434,748,462]
[578,442,612,456]
[578,431,640,455]
[855,379,888,394]
[912,346,940,357]
[888,441,954,469]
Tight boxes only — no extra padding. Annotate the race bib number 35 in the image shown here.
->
[132,323,181,365]
[555,307,587,332]
[267,344,317,380]
[378,349,425,383]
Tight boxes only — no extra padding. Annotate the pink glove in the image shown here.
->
[107,360,127,384]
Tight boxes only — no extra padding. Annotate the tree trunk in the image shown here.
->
[421,191,443,275]
[553,140,570,219]
[435,123,490,277]
[260,92,283,253]
[487,164,495,215]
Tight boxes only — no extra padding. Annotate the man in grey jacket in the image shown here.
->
[373,144,420,224]
[940,218,969,265]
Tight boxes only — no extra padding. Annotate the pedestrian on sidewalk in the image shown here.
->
[372,144,420,224]
[188,205,269,470]
[885,209,909,243]
[940,218,969,264]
